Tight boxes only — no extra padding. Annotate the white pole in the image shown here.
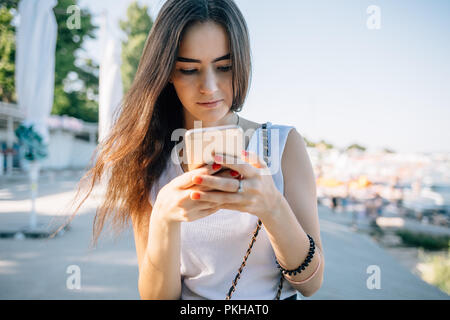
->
[0,152,3,176]
[6,115,14,175]
[28,160,40,230]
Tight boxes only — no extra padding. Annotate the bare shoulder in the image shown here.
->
[282,128,308,162]
[281,128,315,193]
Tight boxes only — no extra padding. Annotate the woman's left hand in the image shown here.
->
[189,150,282,221]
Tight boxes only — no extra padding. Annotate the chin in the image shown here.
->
[195,106,229,121]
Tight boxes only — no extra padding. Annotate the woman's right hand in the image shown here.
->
[153,163,229,224]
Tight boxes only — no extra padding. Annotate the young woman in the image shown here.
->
[65,0,324,300]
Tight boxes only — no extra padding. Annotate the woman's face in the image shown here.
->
[170,21,234,126]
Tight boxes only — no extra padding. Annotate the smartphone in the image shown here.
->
[183,124,244,172]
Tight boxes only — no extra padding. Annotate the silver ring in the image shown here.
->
[237,179,244,193]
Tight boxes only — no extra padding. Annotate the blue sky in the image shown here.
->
[78,0,450,153]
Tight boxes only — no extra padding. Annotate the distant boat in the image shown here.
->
[403,183,450,225]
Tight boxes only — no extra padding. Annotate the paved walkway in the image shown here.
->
[306,207,448,299]
[0,170,448,299]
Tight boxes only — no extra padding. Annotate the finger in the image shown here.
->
[191,174,240,193]
[182,203,221,221]
[241,150,268,169]
[212,168,239,178]
[200,204,222,214]
[191,169,240,192]
[190,184,215,192]
[185,189,217,207]
[212,153,256,178]
[190,189,243,203]
[176,162,222,189]
[196,207,221,219]
[226,169,242,179]
[241,150,271,176]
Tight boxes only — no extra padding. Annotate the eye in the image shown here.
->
[179,69,197,75]
[218,65,232,72]
[179,65,232,75]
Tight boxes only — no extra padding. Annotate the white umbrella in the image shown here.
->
[98,11,123,144]
[15,0,57,231]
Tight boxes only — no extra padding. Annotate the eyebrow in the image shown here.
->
[176,53,231,63]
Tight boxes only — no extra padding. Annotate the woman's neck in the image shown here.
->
[183,111,238,130]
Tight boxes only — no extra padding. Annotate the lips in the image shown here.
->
[197,99,223,108]
[197,99,223,104]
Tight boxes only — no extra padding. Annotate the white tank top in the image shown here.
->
[148,122,300,300]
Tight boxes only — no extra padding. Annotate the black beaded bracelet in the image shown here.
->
[275,234,316,276]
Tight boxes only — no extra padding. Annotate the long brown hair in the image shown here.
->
[54,0,252,247]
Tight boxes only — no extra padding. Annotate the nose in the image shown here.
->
[199,66,219,94]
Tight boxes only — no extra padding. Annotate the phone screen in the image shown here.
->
[184,125,244,171]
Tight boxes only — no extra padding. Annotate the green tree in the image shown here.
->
[52,0,99,122]
[119,1,153,94]
[303,136,315,148]
[346,143,366,152]
[0,0,18,102]
[317,139,334,150]
[0,0,98,122]
[383,147,395,153]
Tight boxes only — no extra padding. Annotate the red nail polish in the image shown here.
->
[193,176,203,184]
[192,192,201,200]
[230,170,239,177]
[212,163,222,170]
